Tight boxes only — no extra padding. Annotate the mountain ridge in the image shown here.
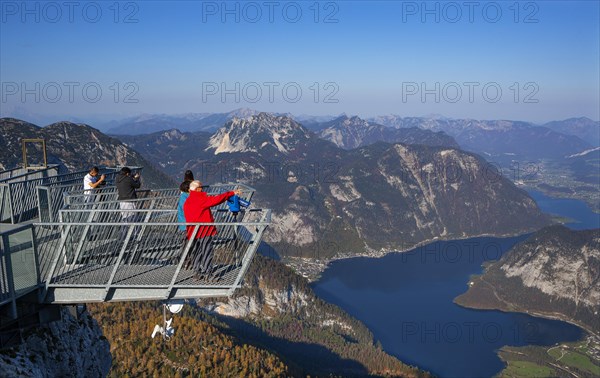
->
[114,113,551,267]
[0,117,176,188]
[456,225,600,336]
[317,115,459,150]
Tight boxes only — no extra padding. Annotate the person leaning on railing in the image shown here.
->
[183,180,242,278]
[116,167,141,223]
[83,166,106,202]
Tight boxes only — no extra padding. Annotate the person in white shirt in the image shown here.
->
[83,166,106,199]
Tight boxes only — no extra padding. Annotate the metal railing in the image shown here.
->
[0,225,40,321]
[0,165,60,224]
[64,189,180,211]
[0,166,141,224]
[0,167,28,182]
[36,167,131,223]
[1,168,90,224]
[62,186,120,207]
[62,183,254,218]
[0,165,60,184]
[63,183,254,207]
[2,181,265,305]
[34,207,270,303]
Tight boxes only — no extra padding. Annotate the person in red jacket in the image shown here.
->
[183,180,241,277]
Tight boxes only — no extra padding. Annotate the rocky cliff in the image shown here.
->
[0,308,111,377]
[456,225,600,335]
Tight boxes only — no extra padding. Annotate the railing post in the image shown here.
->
[44,224,72,292]
[103,224,136,300]
[28,225,45,303]
[70,210,95,265]
[36,186,44,222]
[47,186,56,223]
[228,213,269,296]
[7,183,15,224]
[29,226,42,287]
[165,225,200,298]
[0,185,6,222]
[1,233,17,319]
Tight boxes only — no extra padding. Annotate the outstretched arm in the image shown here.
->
[205,191,235,208]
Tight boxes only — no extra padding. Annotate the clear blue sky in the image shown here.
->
[1,0,598,124]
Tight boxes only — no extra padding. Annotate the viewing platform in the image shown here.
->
[0,166,270,345]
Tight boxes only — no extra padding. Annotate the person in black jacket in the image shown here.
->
[116,167,141,223]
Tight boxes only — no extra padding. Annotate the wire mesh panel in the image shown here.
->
[0,225,39,310]
[33,225,63,283]
[34,207,270,303]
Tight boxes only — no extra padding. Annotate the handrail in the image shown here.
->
[1,170,269,303]
[36,220,271,227]
[36,169,126,222]
[30,207,270,302]
[0,166,139,224]
[0,164,60,184]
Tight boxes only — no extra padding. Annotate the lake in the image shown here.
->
[528,190,599,230]
[312,191,598,377]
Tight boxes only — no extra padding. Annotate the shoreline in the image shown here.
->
[523,185,600,215]
[454,274,599,339]
[284,228,538,282]
[455,289,600,377]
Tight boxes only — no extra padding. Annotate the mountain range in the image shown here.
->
[1,113,594,376]
[118,112,551,261]
[315,115,459,150]
[0,118,175,188]
[0,115,431,376]
[105,108,261,135]
[370,116,595,163]
[543,117,600,146]
[1,114,556,260]
[364,115,598,210]
[104,110,597,178]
